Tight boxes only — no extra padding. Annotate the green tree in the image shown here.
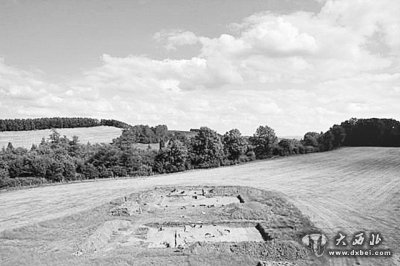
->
[154,139,188,173]
[190,127,224,168]
[63,159,77,181]
[49,129,61,144]
[118,148,147,175]
[42,159,64,182]
[0,160,10,179]
[330,125,346,148]
[88,145,120,169]
[30,156,50,177]
[6,142,14,153]
[80,163,99,179]
[319,131,334,151]
[277,139,294,156]
[249,125,278,159]
[152,125,169,141]
[222,129,247,162]
[302,132,320,147]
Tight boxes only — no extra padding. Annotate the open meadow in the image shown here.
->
[0,126,123,149]
[0,147,399,265]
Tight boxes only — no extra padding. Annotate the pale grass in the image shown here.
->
[0,126,122,149]
[0,147,399,265]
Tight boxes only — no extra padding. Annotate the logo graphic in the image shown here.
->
[302,233,328,257]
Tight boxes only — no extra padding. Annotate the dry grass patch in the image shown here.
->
[0,126,123,149]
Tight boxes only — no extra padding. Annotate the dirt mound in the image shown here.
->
[188,240,308,261]
[257,261,297,266]
[219,201,270,220]
[110,201,142,216]
[76,186,321,265]
[80,220,132,253]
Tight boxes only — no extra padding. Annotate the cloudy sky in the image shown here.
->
[0,0,399,136]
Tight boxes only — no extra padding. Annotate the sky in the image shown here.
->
[0,0,399,136]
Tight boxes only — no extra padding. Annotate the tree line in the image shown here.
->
[341,118,400,147]
[1,117,399,189]
[113,125,169,144]
[0,117,131,131]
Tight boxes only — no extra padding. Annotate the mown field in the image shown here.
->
[0,147,399,265]
[0,126,123,149]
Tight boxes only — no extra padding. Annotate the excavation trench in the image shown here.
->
[145,223,265,248]
[78,186,316,264]
[160,195,241,208]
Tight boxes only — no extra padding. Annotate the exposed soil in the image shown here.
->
[0,186,325,265]
[1,147,399,265]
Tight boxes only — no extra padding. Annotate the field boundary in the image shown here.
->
[0,151,310,194]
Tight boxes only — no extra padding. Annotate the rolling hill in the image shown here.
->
[0,147,399,265]
[0,126,123,149]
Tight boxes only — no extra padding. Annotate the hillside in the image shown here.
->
[0,126,123,149]
[0,147,398,265]
[1,117,400,191]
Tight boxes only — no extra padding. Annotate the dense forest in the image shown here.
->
[341,118,400,147]
[0,117,131,131]
[0,117,399,189]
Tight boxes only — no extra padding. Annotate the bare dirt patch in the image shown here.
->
[80,219,132,253]
[0,186,325,265]
[131,224,264,249]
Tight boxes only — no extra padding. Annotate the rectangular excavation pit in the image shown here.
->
[168,188,206,196]
[146,224,264,248]
[160,195,240,208]
[110,201,142,216]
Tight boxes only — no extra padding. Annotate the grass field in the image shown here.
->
[0,126,161,151]
[0,126,123,149]
[0,147,399,265]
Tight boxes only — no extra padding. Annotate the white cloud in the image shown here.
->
[234,14,318,56]
[154,30,199,50]
[1,0,399,136]
[319,0,400,52]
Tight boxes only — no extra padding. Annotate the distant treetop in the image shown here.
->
[0,117,131,132]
